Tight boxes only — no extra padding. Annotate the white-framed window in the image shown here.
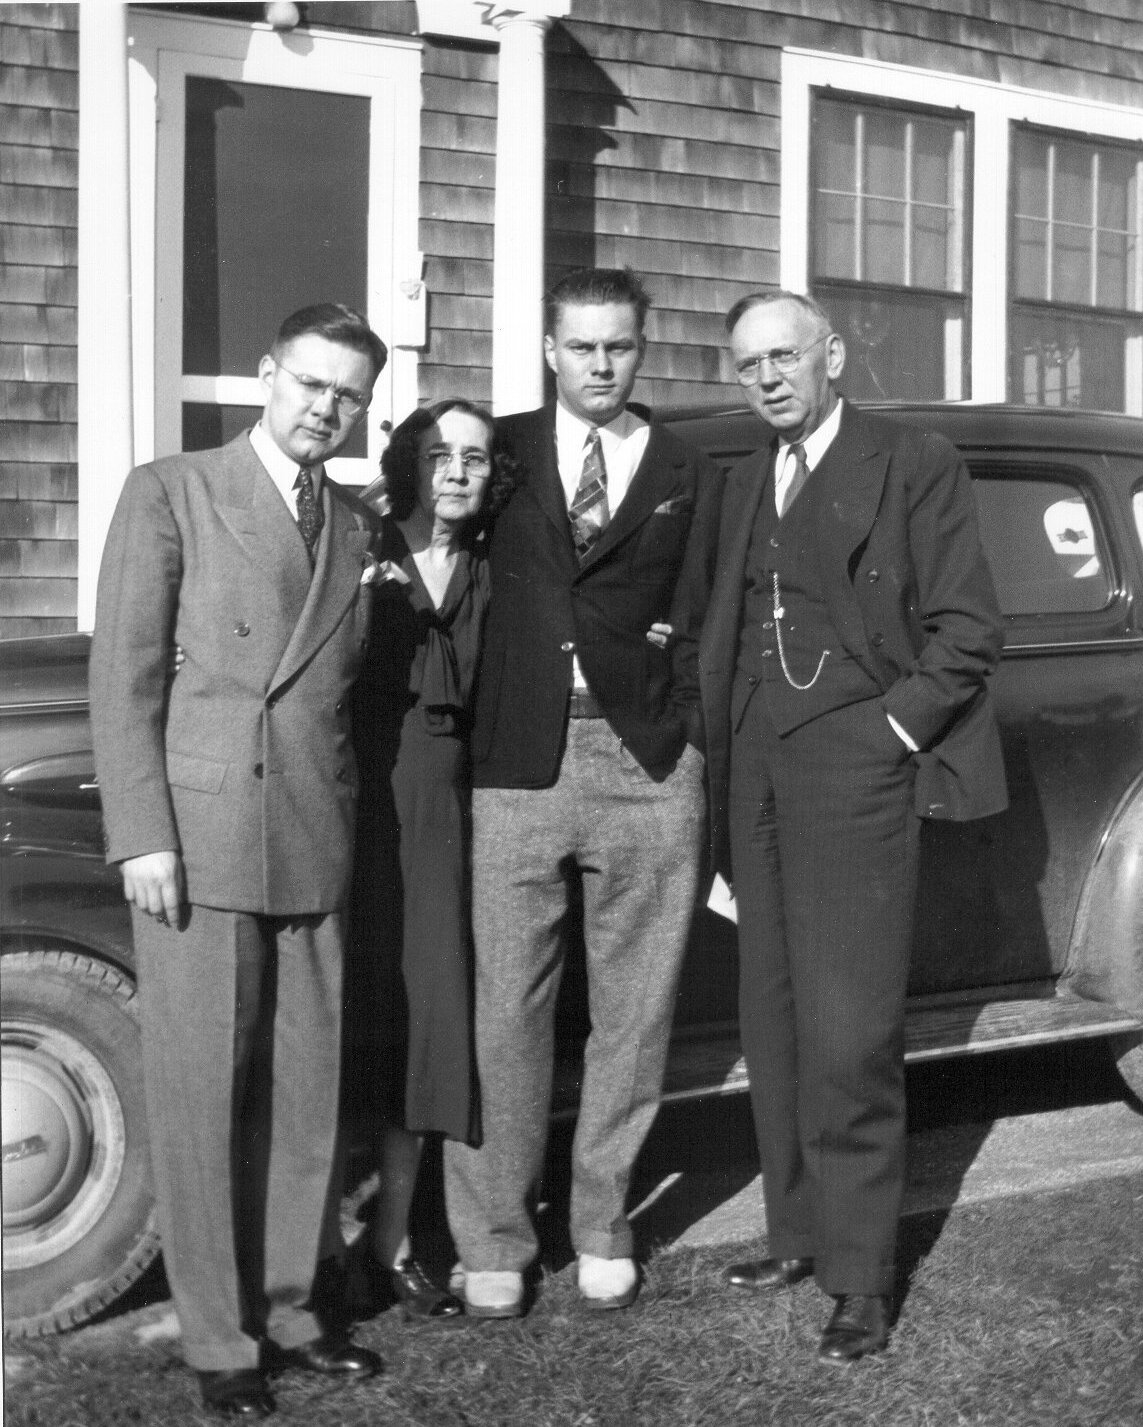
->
[811,94,969,400]
[1010,126,1143,410]
[127,11,423,483]
[781,49,1143,415]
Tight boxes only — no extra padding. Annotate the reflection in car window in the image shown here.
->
[1134,491,1143,552]
[971,475,1111,616]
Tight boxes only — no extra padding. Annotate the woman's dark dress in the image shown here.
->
[349,519,488,1145]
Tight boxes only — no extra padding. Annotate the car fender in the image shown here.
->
[1060,771,1143,1024]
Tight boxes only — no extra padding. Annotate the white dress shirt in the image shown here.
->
[555,403,650,695]
[249,421,324,520]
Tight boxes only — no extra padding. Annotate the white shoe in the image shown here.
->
[577,1254,639,1310]
[463,1269,525,1319]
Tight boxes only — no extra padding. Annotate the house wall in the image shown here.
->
[0,2,79,639]
[2,1,1140,632]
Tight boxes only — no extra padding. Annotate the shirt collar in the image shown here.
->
[249,421,324,507]
[555,401,646,450]
[780,397,844,470]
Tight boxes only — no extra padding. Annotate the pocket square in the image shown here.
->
[652,496,693,516]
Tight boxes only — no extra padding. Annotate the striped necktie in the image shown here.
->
[569,428,610,561]
[776,442,809,517]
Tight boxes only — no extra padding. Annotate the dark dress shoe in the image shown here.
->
[272,1334,382,1380]
[723,1256,815,1291]
[390,1256,464,1320]
[197,1368,274,1418]
[818,1294,891,1365]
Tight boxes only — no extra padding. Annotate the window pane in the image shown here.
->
[913,203,951,290]
[1014,216,1048,300]
[818,285,962,400]
[183,78,369,378]
[865,111,906,198]
[815,100,855,190]
[971,476,1110,616]
[815,192,856,279]
[864,198,906,284]
[912,121,952,206]
[1013,131,1049,218]
[1009,308,1126,410]
[1053,144,1089,226]
[1053,221,1090,305]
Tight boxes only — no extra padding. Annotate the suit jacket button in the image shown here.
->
[871,632,885,647]
[253,762,264,778]
[235,621,250,637]
[769,537,780,548]
[747,673,758,685]
[561,641,575,652]
[335,699,346,714]
[867,569,880,582]
[761,649,774,658]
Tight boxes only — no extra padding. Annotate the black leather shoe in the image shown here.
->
[272,1334,382,1380]
[390,1256,464,1320]
[197,1368,274,1418]
[818,1294,891,1365]
[723,1256,815,1291]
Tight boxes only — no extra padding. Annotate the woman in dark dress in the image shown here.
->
[347,399,517,1319]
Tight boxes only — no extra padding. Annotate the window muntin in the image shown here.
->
[1010,128,1143,412]
[811,96,969,402]
[971,473,1111,617]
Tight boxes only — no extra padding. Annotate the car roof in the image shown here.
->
[660,401,1143,459]
[0,632,91,710]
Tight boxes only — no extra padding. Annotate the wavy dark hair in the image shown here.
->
[362,399,520,524]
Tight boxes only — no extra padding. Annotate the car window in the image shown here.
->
[1134,490,1143,553]
[970,473,1111,617]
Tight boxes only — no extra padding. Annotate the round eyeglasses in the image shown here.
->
[734,332,831,385]
[421,448,493,479]
[275,359,371,418]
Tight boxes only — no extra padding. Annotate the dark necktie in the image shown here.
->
[777,442,809,517]
[294,466,324,562]
[569,428,610,561]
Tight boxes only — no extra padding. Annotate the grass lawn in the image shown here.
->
[5,1171,1142,1427]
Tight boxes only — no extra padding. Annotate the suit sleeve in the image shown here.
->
[880,433,1004,749]
[90,466,184,863]
[667,449,726,749]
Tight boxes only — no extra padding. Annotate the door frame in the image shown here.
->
[127,10,422,481]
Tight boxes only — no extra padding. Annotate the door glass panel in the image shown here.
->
[183,403,263,453]
[183,77,369,378]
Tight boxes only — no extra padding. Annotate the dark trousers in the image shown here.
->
[728,693,919,1296]
[134,905,344,1370]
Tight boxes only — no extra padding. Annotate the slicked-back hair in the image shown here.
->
[367,399,521,525]
[271,303,389,381]
[544,267,652,336]
[725,289,834,339]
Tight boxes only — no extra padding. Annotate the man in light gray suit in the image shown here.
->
[91,304,386,1419]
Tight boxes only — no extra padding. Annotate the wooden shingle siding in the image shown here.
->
[0,3,78,636]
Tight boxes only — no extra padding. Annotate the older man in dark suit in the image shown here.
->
[444,268,722,1318]
[695,291,1007,1364]
[90,304,386,1417]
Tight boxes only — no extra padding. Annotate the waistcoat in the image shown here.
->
[732,459,879,735]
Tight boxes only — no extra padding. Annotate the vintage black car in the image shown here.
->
[3,401,1142,1339]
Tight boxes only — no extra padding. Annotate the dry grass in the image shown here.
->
[5,1173,1143,1427]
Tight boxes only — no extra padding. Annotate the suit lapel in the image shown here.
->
[515,407,578,554]
[270,479,372,695]
[214,436,311,629]
[812,404,889,574]
[700,445,773,671]
[579,424,682,570]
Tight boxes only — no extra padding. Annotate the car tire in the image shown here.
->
[2,948,159,1338]
[1110,1030,1143,1104]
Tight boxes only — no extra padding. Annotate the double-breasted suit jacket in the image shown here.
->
[91,432,378,914]
[699,402,1008,877]
[472,404,723,785]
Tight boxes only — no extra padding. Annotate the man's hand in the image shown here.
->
[120,851,185,927]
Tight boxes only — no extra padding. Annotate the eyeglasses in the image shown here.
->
[420,447,493,479]
[734,332,831,385]
[275,359,370,418]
